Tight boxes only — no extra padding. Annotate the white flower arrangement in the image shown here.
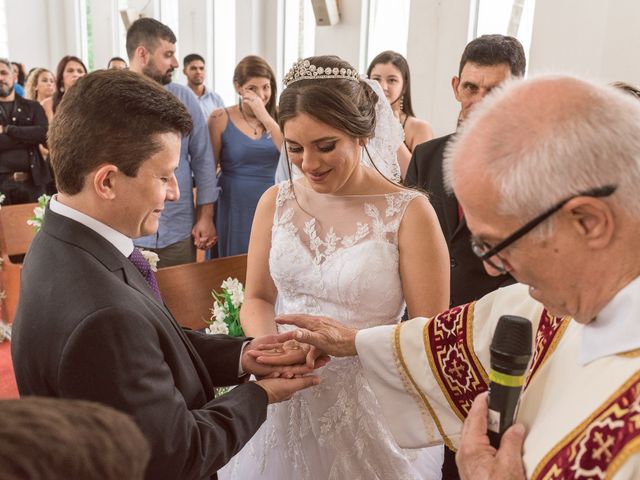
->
[206,277,245,337]
[27,194,51,231]
[0,192,5,205]
[139,249,160,272]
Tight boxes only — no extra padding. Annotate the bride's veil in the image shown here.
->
[274,77,403,183]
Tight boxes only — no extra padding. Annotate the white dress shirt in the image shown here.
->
[49,195,134,257]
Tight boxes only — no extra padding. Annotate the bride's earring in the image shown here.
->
[399,95,404,112]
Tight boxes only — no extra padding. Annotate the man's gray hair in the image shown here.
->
[444,74,640,236]
[0,58,11,69]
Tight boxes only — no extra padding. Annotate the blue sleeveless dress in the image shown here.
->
[216,113,279,257]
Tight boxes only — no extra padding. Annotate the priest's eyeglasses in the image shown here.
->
[470,185,617,274]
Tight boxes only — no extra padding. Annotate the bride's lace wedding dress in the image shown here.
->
[219,181,443,480]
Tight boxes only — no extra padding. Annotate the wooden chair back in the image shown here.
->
[156,255,248,331]
[0,203,37,324]
[0,203,37,257]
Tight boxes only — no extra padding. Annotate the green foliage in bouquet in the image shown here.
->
[206,277,245,337]
[27,194,51,232]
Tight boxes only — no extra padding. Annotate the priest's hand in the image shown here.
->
[456,392,526,480]
[274,314,358,357]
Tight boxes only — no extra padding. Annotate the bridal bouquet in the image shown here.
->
[27,194,51,232]
[206,277,245,337]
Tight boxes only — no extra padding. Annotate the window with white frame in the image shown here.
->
[116,0,130,62]
[0,0,8,58]
[84,0,94,70]
[470,0,536,70]
[213,0,236,106]
[279,0,315,83]
[365,0,411,69]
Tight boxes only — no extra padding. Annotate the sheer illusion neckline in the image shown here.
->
[291,178,409,199]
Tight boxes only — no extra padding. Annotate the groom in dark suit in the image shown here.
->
[404,35,525,478]
[11,70,319,480]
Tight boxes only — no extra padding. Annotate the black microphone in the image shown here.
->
[487,315,532,449]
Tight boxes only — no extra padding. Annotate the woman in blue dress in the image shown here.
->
[209,55,282,257]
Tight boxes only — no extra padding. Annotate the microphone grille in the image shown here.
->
[490,315,532,360]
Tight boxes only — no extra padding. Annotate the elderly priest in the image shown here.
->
[267,75,640,479]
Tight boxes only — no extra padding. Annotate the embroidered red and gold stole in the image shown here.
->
[525,311,569,388]
[424,302,488,420]
[532,371,640,479]
[423,305,568,419]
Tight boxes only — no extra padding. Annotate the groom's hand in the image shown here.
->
[255,376,320,403]
[274,314,358,357]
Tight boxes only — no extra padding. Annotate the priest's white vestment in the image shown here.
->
[356,282,640,479]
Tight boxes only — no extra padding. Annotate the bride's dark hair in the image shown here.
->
[278,56,378,139]
[279,55,407,193]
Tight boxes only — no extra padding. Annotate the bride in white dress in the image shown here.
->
[219,56,449,480]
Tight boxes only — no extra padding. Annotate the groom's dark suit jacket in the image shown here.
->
[11,208,268,480]
[405,134,514,307]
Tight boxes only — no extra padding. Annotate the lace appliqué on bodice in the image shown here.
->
[219,181,442,480]
[270,181,420,330]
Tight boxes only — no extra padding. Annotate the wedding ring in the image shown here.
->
[289,345,301,350]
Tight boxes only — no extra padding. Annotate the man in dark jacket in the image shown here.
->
[0,57,51,204]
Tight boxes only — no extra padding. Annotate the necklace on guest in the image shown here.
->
[240,104,261,136]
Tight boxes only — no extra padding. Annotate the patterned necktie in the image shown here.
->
[128,248,163,302]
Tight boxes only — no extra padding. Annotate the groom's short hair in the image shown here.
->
[48,69,192,195]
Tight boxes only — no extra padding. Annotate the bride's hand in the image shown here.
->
[242,336,319,379]
[249,340,330,370]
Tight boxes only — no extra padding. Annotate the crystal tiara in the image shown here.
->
[283,59,360,87]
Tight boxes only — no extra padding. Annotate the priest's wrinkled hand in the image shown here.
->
[456,392,526,480]
[274,314,358,357]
